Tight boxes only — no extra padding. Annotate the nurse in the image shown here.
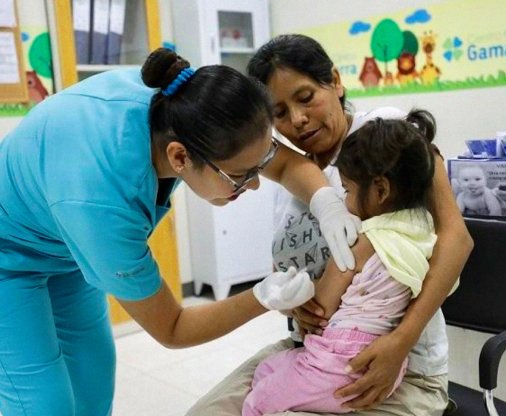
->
[0,49,357,415]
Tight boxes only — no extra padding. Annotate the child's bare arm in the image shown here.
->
[313,234,375,320]
[314,260,353,319]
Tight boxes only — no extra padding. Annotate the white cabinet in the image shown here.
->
[172,0,274,300]
[172,0,270,73]
[186,178,277,300]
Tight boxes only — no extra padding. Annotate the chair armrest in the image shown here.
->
[479,330,506,390]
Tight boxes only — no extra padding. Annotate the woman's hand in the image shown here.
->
[292,298,328,335]
[253,267,314,311]
[309,187,361,272]
[335,331,411,410]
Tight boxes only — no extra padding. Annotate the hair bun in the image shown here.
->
[141,48,191,89]
[406,109,436,143]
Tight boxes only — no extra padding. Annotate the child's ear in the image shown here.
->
[373,176,391,204]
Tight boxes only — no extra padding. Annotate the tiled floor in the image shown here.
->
[113,292,288,416]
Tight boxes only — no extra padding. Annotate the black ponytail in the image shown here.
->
[141,48,272,168]
[406,109,436,144]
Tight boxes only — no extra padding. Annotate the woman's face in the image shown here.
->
[267,67,348,157]
[184,130,273,206]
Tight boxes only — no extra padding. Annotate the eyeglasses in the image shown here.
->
[186,137,279,195]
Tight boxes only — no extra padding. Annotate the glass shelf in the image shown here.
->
[218,10,254,50]
[220,47,256,54]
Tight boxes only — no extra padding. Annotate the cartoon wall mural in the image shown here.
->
[295,0,506,98]
[1,29,54,117]
[397,52,418,85]
[27,71,49,102]
[359,57,382,87]
[419,30,442,85]
[27,32,53,102]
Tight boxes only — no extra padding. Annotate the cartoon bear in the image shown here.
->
[26,71,49,103]
[359,57,382,88]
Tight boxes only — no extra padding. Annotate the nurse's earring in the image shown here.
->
[175,165,184,173]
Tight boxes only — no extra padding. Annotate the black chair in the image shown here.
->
[442,218,506,416]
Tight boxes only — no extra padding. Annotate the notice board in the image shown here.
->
[0,0,29,103]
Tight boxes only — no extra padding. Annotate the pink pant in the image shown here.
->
[242,328,407,416]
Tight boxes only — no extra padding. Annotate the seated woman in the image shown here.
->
[186,34,472,416]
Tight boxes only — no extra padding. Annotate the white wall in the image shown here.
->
[350,88,506,159]
[0,117,22,140]
[270,0,506,400]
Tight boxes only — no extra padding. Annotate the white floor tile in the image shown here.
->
[113,296,290,415]
[114,363,198,415]
[148,343,251,398]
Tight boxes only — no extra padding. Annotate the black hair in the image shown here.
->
[336,109,437,215]
[247,34,346,108]
[142,48,273,168]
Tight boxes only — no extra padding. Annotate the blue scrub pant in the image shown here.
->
[0,270,115,415]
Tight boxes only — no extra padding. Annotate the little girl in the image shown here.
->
[243,110,442,415]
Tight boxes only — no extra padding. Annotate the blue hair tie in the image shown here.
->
[161,67,196,97]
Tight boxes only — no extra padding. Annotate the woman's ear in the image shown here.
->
[331,67,344,97]
[166,141,193,174]
[372,176,391,205]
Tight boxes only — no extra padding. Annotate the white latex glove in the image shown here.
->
[253,267,314,311]
[309,186,361,272]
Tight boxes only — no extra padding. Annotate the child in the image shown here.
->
[242,110,442,415]
[456,164,502,216]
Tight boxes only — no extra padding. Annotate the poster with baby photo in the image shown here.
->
[448,159,506,218]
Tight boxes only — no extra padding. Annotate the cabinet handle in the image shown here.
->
[210,35,216,54]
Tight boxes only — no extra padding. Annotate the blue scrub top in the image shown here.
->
[0,69,180,301]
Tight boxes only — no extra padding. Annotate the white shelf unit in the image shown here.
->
[172,0,270,72]
[186,178,277,300]
[172,0,273,299]
[73,0,152,81]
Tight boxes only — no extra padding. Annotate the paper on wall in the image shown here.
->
[0,32,20,84]
[0,0,16,28]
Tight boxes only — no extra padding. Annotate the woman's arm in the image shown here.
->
[118,267,314,348]
[118,283,265,348]
[335,155,474,410]
[261,142,327,204]
[263,143,359,271]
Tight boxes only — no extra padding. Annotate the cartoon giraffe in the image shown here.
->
[419,31,441,85]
